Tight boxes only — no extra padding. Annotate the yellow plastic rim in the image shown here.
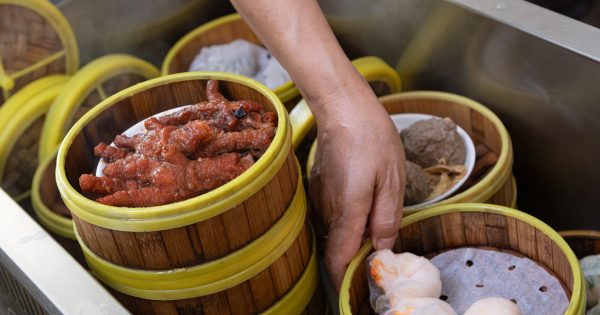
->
[339,203,584,315]
[56,72,291,232]
[290,56,402,149]
[0,79,67,199]
[31,149,75,239]
[39,54,160,160]
[0,0,78,100]
[0,75,68,130]
[162,13,299,103]
[75,178,306,300]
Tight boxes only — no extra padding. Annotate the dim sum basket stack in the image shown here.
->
[307,91,517,214]
[31,54,160,265]
[0,0,78,105]
[55,72,324,314]
[340,203,585,315]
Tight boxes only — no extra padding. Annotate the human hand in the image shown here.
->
[309,89,406,291]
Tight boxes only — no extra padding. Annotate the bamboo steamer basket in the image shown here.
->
[306,91,515,214]
[161,13,299,107]
[0,0,78,105]
[0,75,68,204]
[340,203,585,315]
[30,55,159,266]
[56,73,322,314]
[162,13,402,111]
[560,230,600,314]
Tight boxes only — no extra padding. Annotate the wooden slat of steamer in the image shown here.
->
[484,213,510,248]
[462,212,488,246]
[535,229,555,274]
[400,222,424,255]
[224,283,257,315]
[419,216,445,253]
[551,242,574,296]
[440,212,466,248]
[195,215,231,259]
[505,216,519,253]
[200,291,232,315]
[160,229,201,267]
[134,232,172,269]
[515,220,538,261]
[111,230,148,269]
[73,216,103,257]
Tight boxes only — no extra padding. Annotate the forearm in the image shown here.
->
[231,0,376,125]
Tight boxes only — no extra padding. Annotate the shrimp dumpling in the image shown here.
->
[464,297,521,315]
[382,298,457,315]
[370,250,442,299]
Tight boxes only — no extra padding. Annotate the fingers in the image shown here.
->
[369,169,403,251]
[325,205,369,292]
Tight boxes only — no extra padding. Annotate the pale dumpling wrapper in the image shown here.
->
[382,298,456,315]
[370,250,442,299]
[463,297,521,315]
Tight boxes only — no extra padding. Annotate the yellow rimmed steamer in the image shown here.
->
[31,54,159,264]
[162,13,402,114]
[56,73,324,314]
[340,203,586,315]
[0,0,78,105]
[0,75,68,205]
[162,13,299,109]
[307,91,517,214]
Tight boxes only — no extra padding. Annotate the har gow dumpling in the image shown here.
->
[370,250,442,299]
[464,297,521,315]
[382,298,457,315]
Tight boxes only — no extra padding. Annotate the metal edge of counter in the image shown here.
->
[0,189,129,315]
[449,0,600,61]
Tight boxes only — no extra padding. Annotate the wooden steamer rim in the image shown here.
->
[339,203,584,315]
[0,0,78,103]
[56,72,290,231]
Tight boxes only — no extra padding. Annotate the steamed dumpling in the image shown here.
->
[464,297,521,315]
[382,298,457,315]
[370,250,442,299]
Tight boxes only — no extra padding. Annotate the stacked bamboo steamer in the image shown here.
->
[56,73,323,314]
[0,0,78,205]
[162,13,301,109]
[30,54,160,264]
[340,203,586,315]
[0,0,78,105]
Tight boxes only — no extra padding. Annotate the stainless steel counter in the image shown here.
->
[321,0,600,230]
[0,190,128,315]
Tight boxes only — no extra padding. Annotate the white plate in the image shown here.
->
[392,113,476,210]
[95,105,192,176]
